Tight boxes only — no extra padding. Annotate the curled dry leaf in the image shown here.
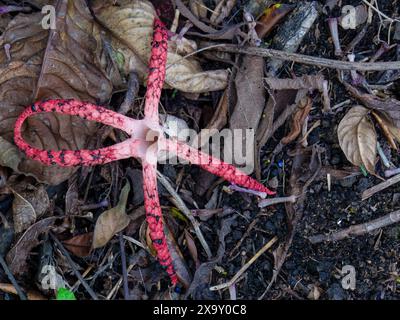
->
[344,82,400,129]
[63,232,93,257]
[189,0,207,19]
[265,75,330,112]
[92,182,131,249]
[281,96,312,145]
[12,184,50,234]
[372,111,400,150]
[164,223,192,288]
[0,1,113,185]
[210,0,237,25]
[92,0,228,93]
[6,217,58,275]
[338,106,377,174]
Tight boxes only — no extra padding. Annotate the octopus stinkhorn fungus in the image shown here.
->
[14,19,275,285]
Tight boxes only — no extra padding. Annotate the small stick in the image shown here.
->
[309,209,400,244]
[361,174,400,201]
[258,195,297,208]
[229,184,268,199]
[0,255,27,300]
[157,171,212,259]
[385,168,400,178]
[210,236,278,291]
[328,18,343,56]
[217,45,400,71]
[119,234,130,300]
[50,233,99,300]
[106,264,135,300]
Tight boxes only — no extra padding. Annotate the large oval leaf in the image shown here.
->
[92,0,228,93]
[338,106,377,174]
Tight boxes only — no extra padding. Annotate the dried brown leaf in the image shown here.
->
[12,184,50,234]
[63,232,93,257]
[344,83,400,129]
[92,0,228,93]
[6,217,58,275]
[184,229,200,269]
[92,182,131,249]
[0,1,113,185]
[338,106,377,174]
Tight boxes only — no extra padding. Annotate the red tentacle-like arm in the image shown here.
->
[143,161,178,285]
[144,19,168,123]
[14,99,146,166]
[142,19,179,284]
[163,139,276,196]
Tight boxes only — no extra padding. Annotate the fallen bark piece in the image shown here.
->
[361,174,400,200]
[309,210,400,244]
[267,1,319,75]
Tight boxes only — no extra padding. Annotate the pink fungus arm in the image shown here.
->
[163,139,276,195]
[142,161,178,285]
[144,19,168,123]
[14,99,143,167]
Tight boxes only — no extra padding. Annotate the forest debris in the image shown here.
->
[328,18,342,56]
[343,82,400,128]
[11,184,49,234]
[92,182,131,249]
[210,236,278,291]
[189,0,207,19]
[265,75,330,112]
[63,233,93,258]
[50,233,98,300]
[244,0,274,17]
[309,209,400,244]
[362,174,400,201]
[281,97,312,145]
[256,4,294,39]
[0,2,114,185]
[210,0,237,25]
[185,215,237,299]
[93,0,229,93]
[6,217,58,275]
[373,112,399,150]
[267,1,319,75]
[337,106,377,175]
[258,195,297,208]
[260,146,322,298]
[230,54,265,133]
[0,283,44,300]
[217,45,400,71]
[157,171,212,259]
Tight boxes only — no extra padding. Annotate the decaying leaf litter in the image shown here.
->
[0,0,399,300]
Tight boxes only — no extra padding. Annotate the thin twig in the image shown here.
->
[217,45,400,71]
[258,195,297,208]
[50,233,99,300]
[106,264,135,300]
[0,255,27,300]
[210,236,278,291]
[309,210,400,244]
[157,171,212,259]
[361,174,400,200]
[119,234,130,300]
